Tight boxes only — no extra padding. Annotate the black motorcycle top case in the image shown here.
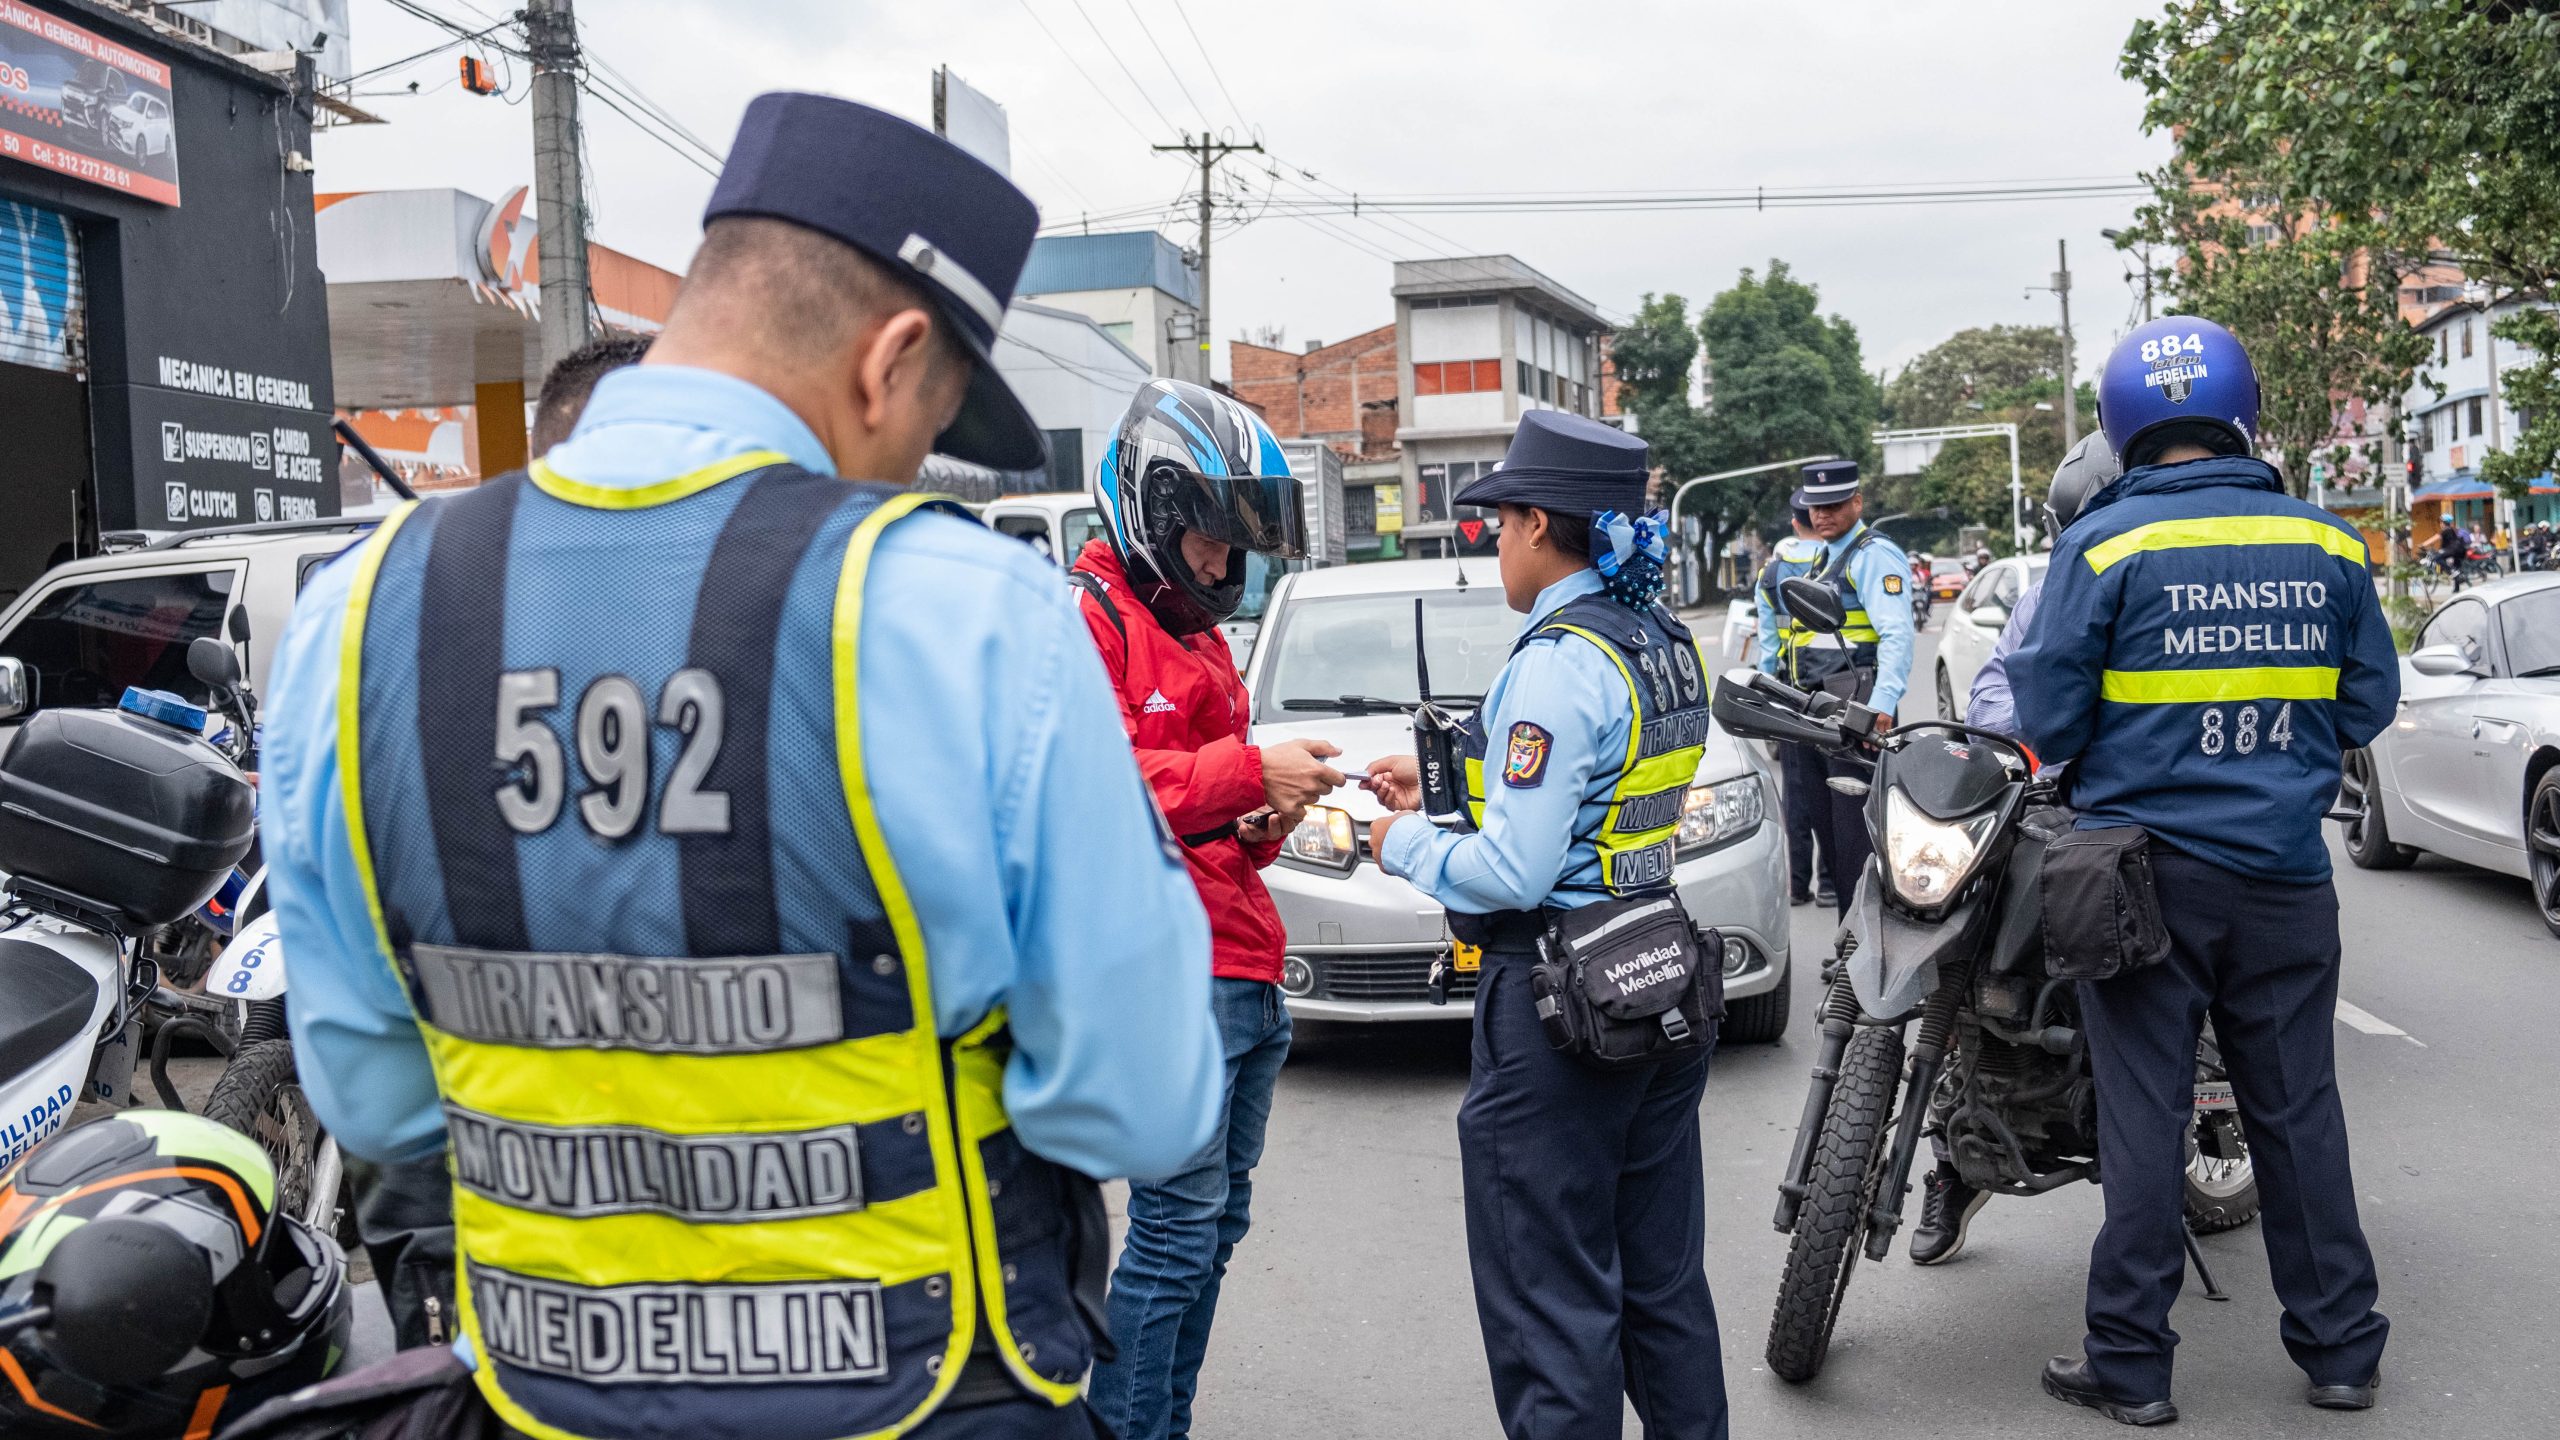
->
[0,707,255,926]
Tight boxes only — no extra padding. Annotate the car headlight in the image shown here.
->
[1675,774,1764,856]
[1882,786,1999,908]
[1281,804,1358,871]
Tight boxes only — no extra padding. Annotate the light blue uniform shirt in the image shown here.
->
[1377,568,1629,914]
[1965,578,2045,737]
[265,365,1223,1182]
[1753,534,1828,675]
[1814,522,1918,716]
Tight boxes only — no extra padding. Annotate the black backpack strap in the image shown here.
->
[1065,570,1126,644]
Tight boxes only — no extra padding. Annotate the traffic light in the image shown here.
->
[460,55,499,95]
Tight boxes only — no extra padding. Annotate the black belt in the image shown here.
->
[1182,821,1239,847]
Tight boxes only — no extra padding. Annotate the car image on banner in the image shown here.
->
[0,2,181,204]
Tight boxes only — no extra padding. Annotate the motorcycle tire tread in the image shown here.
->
[1766,1023,1903,1384]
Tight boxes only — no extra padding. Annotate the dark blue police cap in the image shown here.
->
[1792,459,1860,509]
[1454,410,1649,517]
[707,92,1045,471]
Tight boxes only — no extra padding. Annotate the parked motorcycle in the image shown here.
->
[1716,576,2258,1384]
[0,624,344,1239]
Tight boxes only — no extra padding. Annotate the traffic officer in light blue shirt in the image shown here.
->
[1755,504,1835,905]
[1364,411,1729,1440]
[260,94,1220,1440]
[1788,460,1916,914]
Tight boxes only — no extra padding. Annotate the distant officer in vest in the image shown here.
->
[253,94,1223,1440]
[1787,459,1916,915]
[1754,503,1834,906]
[1361,412,1730,1440]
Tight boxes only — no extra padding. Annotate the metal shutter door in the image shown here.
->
[0,200,84,375]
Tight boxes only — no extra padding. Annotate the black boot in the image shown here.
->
[2042,1356,2178,1426]
[1909,1162,1986,1266]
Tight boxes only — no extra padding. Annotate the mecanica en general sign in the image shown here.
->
[0,0,179,205]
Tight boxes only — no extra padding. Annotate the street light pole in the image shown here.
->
[1666,454,1838,598]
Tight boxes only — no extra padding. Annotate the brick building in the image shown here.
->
[1232,326,1405,557]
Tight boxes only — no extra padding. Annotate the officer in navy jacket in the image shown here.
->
[2012,317,2396,1424]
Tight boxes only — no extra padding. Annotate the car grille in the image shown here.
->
[1313,951,1480,1003]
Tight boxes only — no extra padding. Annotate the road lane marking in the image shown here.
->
[2335,999,2425,1047]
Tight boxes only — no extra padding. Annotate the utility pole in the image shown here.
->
[528,0,592,376]
[2055,238,2077,452]
[1152,133,1261,385]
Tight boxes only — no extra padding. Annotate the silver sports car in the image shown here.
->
[2339,572,2560,937]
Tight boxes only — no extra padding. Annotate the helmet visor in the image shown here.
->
[1152,464,1307,559]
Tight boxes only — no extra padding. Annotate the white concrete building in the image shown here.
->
[1016,231,1203,383]
[1391,256,1613,552]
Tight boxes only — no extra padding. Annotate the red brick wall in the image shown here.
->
[1232,323,1401,459]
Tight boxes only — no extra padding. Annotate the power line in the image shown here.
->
[1064,0,1183,134]
[1120,0,1213,129]
[1011,0,1166,151]
[1239,181,2152,216]
[1167,0,1250,134]
[582,46,722,163]
[579,80,719,179]
[583,69,722,169]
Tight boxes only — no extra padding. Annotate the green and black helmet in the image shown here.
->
[0,1112,348,1438]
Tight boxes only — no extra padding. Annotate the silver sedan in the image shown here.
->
[1243,559,1793,1041]
[2339,572,2560,937]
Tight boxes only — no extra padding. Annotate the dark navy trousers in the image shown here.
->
[1459,954,1729,1440]
[1778,740,1828,899]
[2074,848,2389,1399]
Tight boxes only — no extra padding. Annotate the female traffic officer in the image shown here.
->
[1364,410,1729,1440]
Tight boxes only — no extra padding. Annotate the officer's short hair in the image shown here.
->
[674,216,969,380]
[532,334,652,454]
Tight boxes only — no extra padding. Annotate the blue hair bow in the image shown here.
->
[1591,509,1670,577]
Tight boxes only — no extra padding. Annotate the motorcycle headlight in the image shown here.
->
[1676,774,1764,856]
[1883,786,1999,908]
[1281,804,1358,871]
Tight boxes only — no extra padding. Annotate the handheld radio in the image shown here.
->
[1411,597,1467,827]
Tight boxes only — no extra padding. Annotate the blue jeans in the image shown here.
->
[1089,977,1292,1440]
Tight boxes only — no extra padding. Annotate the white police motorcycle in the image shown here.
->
[0,629,342,1237]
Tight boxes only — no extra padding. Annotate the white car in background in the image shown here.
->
[1244,559,1793,1042]
[2338,573,2560,938]
[1933,553,2047,720]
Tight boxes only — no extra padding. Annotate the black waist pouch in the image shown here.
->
[1531,892,1721,1069]
[2039,825,2172,981]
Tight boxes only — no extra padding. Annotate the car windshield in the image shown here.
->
[2502,588,2560,676]
[1256,586,1515,721]
[1231,551,1299,626]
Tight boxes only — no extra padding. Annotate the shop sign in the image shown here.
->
[126,382,335,530]
[0,1,180,205]
[1375,484,1403,534]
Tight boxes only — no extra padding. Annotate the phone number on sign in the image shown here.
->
[1,134,136,190]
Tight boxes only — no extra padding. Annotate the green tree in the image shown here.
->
[2122,0,2560,500]
[1881,325,2091,547]
[1632,264,1877,594]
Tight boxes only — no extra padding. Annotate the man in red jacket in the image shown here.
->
[1074,381,1343,1440]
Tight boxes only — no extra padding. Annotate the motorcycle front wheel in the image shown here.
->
[204,1039,349,1241]
[1767,1023,1904,1383]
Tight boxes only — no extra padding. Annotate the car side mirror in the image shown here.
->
[227,607,251,643]
[1777,576,1847,635]
[187,635,242,694]
[0,657,33,721]
[2409,644,2474,678]
[1969,603,2009,629]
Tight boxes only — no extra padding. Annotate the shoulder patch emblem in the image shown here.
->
[1883,572,1904,595]
[1504,722,1554,788]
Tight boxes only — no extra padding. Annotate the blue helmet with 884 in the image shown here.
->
[2096,315,2261,470]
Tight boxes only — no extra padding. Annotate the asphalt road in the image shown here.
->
[1184,618,2560,1439]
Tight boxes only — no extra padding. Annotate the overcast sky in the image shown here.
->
[316,0,2174,388]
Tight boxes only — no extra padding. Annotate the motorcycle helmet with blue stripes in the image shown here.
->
[2097,315,2261,470]
[1096,379,1306,635]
